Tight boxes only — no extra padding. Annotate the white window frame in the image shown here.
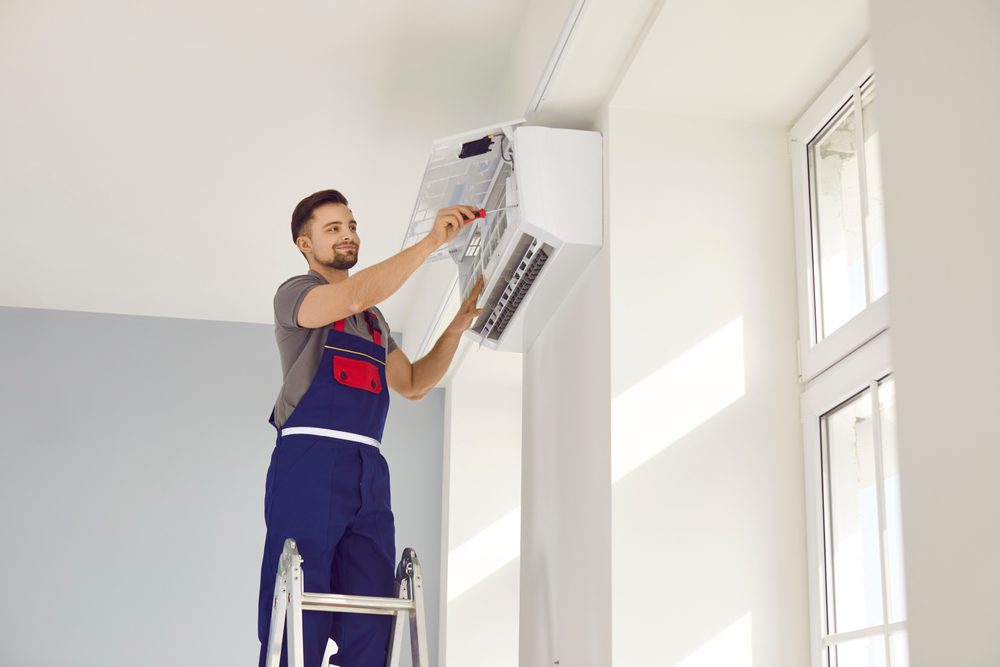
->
[794,39,907,666]
[790,42,888,382]
[801,331,904,666]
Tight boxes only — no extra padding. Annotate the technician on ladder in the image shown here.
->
[258,189,483,667]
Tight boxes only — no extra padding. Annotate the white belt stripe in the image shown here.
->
[280,426,380,449]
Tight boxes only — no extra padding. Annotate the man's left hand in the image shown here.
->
[447,275,486,334]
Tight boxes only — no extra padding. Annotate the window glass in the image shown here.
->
[862,83,889,301]
[831,635,887,667]
[889,631,909,667]
[810,101,867,338]
[824,389,884,632]
[878,378,907,623]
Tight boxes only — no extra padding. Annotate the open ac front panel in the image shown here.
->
[404,121,602,353]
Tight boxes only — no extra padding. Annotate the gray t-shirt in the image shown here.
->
[271,269,398,429]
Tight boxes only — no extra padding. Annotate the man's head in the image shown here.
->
[291,189,360,271]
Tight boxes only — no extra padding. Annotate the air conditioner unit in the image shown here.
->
[401,120,602,352]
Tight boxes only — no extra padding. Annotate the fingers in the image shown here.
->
[445,205,478,225]
[455,204,478,221]
[432,205,480,245]
[464,275,485,306]
[438,212,463,240]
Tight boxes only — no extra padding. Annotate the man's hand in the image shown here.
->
[426,205,479,248]
[389,275,487,400]
[446,275,486,334]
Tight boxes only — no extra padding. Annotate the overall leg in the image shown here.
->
[258,437,357,667]
[329,450,396,667]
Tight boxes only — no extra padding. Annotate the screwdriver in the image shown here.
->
[462,205,518,224]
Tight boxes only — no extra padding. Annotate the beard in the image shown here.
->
[320,248,359,270]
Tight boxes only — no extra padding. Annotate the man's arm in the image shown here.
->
[387,276,485,400]
[297,205,476,328]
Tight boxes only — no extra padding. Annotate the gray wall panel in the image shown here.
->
[0,306,442,666]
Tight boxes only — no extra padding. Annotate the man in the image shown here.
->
[258,189,483,667]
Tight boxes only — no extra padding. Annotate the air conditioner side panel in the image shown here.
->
[514,127,603,248]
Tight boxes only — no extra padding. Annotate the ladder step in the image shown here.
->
[301,592,415,615]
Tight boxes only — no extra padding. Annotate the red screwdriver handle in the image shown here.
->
[463,208,487,225]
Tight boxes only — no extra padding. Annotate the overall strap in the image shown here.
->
[331,312,382,347]
[363,310,383,347]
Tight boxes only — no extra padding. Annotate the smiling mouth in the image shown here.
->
[336,246,357,252]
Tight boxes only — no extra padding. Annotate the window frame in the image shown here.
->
[790,41,887,382]
[801,331,905,666]
[794,39,908,666]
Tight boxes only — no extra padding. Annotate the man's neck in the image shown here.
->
[307,261,349,284]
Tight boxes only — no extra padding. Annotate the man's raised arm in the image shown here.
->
[297,205,476,328]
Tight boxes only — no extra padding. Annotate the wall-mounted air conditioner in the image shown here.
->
[401,120,602,352]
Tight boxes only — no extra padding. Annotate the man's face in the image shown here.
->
[301,202,360,270]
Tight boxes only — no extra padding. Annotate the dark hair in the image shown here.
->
[290,189,349,244]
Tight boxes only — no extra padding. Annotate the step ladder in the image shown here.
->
[264,538,429,667]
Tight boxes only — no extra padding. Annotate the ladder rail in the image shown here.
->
[286,554,305,667]
[386,578,409,667]
[264,563,289,667]
[405,549,430,667]
[265,538,429,667]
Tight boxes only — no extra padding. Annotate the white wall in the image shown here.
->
[869,2,1000,664]
[0,306,446,666]
[520,250,613,667]
[607,107,807,665]
[0,0,529,328]
[442,347,522,667]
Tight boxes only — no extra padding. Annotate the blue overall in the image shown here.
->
[258,312,395,667]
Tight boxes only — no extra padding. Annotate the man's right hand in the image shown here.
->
[426,205,479,248]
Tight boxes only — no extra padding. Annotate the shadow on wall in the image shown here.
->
[611,317,745,481]
[617,307,817,667]
[448,318,751,663]
[448,507,520,602]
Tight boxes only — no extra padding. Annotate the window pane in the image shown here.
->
[810,100,867,339]
[862,83,889,301]
[878,378,907,623]
[824,390,884,632]
[889,631,909,667]
[831,635,887,667]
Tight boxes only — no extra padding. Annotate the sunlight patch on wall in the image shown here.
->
[612,318,746,482]
[675,612,752,667]
[447,507,520,602]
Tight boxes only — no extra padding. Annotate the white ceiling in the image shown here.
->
[533,0,869,129]
[609,0,870,125]
[1,0,871,343]
[0,0,536,331]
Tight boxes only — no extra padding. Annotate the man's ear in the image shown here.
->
[296,235,311,254]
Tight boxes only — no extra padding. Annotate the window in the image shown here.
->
[791,43,888,381]
[795,42,908,667]
[801,337,907,667]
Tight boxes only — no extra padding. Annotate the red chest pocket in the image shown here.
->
[333,355,383,394]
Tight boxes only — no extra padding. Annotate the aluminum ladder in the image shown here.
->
[264,538,429,667]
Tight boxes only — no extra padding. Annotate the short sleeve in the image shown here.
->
[274,274,325,330]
